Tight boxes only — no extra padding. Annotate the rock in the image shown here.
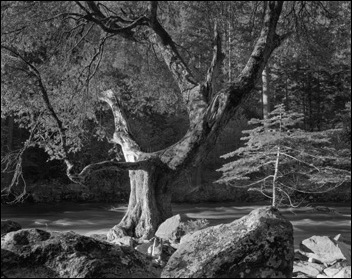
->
[324,266,342,277]
[111,236,134,248]
[294,249,309,261]
[1,220,21,236]
[316,275,329,278]
[135,239,154,256]
[89,233,108,242]
[107,225,126,242]
[333,266,351,278]
[1,228,157,278]
[161,206,294,278]
[155,214,187,242]
[293,261,324,277]
[334,236,351,265]
[179,231,196,245]
[301,236,346,264]
[334,234,351,245]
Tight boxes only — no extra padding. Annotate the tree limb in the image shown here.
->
[99,90,143,162]
[205,22,225,102]
[68,159,154,184]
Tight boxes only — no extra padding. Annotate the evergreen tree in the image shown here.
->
[217,104,351,207]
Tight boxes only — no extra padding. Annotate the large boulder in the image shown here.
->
[1,228,157,278]
[300,235,347,265]
[1,220,21,236]
[161,206,294,278]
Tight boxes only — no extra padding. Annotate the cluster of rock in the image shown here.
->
[293,234,351,278]
[108,207,295,278]
[1,220,158,278]
[8,206,347,278]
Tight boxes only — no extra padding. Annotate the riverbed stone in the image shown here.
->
[1,228,157,278]
[333,234,351,265]
[300,235,347,264]
[293,261,324,277]
[111,236,134,248]
[155,214,187,242]
[135,238,154,256]
[323,266,342,277]
[161,206,294,278]
[1,220,21,236]
[332,266,351,278]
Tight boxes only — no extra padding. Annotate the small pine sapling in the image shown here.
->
[216,104,351,208]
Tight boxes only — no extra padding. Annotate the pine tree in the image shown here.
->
[216,104,351,207]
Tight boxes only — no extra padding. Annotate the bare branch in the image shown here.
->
[69,160,153,184]
[1,114,42,203]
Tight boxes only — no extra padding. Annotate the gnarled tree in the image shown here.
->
[1,1,290,239]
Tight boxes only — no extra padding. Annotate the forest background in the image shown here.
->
[1,1,351,205]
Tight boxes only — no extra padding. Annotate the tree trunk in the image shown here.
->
[262,66,271,120]
[109,166,173,240]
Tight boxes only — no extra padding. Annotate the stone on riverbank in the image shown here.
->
[300,235,347,264]
[155,214,187,242]
[1,228,157,278]
[161,206,294,278]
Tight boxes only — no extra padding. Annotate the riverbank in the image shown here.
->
[1,201,350,249]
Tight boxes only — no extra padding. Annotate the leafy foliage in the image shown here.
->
[217,104,351,207]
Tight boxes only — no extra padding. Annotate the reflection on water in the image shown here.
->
[1,202,350,248]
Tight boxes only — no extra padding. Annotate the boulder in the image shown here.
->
[107,225,126,242]
[300,236,347,264]
[89,233,108,242]
[323,266,342,277]
[1,220,21,236]
[161,206,294,278]
[333,234,351,265]
[111,236,134,248]
[1,228,157,278]
[332,266,351,278]
[155,214,187,242]
[293,261,324,277]
[135,239,154,256]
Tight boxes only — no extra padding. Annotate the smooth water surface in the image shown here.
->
[1,202,350,248]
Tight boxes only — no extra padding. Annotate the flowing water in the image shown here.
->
[1,202,351,248]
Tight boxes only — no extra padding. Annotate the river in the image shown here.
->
[1,202,350,248]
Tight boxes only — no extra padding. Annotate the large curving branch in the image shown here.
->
[68,159,156,184]
[98,89,144,162]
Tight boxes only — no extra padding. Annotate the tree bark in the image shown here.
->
[69,1,289,239]
[262,66,271,120]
